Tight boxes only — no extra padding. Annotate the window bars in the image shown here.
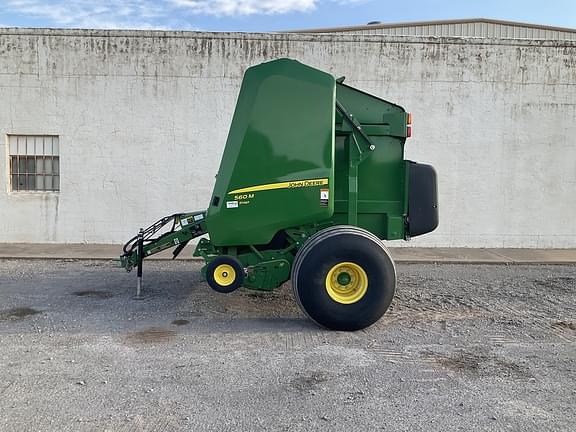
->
[8,135,60,192]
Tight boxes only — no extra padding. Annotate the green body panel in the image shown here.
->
[330,82,408,240]
[206,59,336,247]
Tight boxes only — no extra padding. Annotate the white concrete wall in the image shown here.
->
[1,29,575,247]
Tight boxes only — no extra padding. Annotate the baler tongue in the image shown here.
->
[119,210,207,272]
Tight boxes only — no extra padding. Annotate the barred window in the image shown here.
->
[8,135,60,192]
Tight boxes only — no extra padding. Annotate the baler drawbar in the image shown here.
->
[120,211,206,272]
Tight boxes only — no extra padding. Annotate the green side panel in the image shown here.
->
[206,59,336,246]
[332,82,408,240]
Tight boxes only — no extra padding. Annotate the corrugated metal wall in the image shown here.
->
[322,22,576,40]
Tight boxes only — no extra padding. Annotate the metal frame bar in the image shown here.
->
[335,100,377,226]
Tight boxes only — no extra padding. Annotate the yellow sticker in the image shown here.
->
[228,178,328,195]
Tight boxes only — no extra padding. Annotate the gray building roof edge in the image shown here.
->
[0,27,575,47]
[284,17,576,34]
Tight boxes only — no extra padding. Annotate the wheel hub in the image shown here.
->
[325,262,368,304]
[214,264,236,286]
[337,272,351,285]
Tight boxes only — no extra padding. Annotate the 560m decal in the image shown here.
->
[228,178,328,195]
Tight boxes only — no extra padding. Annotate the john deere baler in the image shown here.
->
[121,58,438,331]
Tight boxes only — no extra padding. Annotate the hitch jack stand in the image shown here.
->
[134,228,144,300]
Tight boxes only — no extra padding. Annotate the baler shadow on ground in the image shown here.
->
[0,259,575,431]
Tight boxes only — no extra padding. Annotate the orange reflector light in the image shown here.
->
[407,125,412,138]
[407,112,412,125]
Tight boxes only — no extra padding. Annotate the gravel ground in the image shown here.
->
[0,259,575,431]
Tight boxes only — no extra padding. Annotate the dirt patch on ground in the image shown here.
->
[427,349,533,379]
[432,350,485,372]
[552,320,576,331]
[171,319,190,326]
[125,327,177,344]
[534,277,575,292]
[290,371,331,392]
[0,307,41,321]
[72,290,114,299]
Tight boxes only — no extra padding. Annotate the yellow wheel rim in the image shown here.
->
[213,264,236,287]
[325,261,368,304]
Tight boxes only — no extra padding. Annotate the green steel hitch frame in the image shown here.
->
[120,211,207,272]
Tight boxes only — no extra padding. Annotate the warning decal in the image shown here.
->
[320,189,329,207]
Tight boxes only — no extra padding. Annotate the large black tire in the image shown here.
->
[291,226,396,331]
[205,256,245,293]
